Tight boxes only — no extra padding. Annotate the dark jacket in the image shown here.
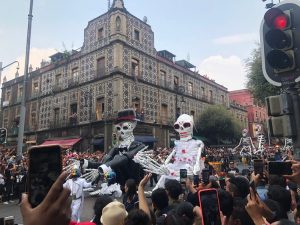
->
[88,141,146,186]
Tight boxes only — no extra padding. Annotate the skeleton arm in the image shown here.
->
[233,138,243,151]
[193,141,205,175]
[164,149,176,165]
[249,137,256,150]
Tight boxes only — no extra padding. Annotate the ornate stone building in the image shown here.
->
[1,0,229,151]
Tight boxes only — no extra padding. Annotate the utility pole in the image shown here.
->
[17,0,34,156]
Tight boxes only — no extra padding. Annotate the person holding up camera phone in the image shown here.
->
[20,172,72,225]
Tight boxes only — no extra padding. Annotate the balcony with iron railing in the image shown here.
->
[52,84,63,93]
[49,119,67,129]
[68,78,79,88]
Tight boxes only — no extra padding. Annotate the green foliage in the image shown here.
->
[195,105,242,145]
[246,44,280,104]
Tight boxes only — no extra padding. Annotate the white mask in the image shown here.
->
[174,114,193,141]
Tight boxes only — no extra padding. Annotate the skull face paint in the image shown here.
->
[174,114,193,141]
[115,121,136,142]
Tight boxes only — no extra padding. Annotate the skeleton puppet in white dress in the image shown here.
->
[135,114,205,189]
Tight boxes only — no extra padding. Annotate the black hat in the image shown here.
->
[114,109,137,124]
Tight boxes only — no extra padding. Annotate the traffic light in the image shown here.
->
[266,93,297,137]
[0,128,7,144]
[260,0,300,86]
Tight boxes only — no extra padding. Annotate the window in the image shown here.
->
[131,58,139,77]
[18,86,23,99]
[188,82,193,95]
[161,104,168,123]
[96,98,105,120]
[96,57,105,77]
[54,108,60,125]
[134,29,140,41]
[98,28,104,40]
[6,90,11,101]
[201,87,205,97]
[174,76,179,86]
[31,113,37,129]
[116,16,121,31]
[209,90,213,101]
[160,70,166,87]
[70,103,77,125]
[55,74,62,86]
[71,67,79,81]
[221,95,225,104]
[70,103,78,114]
[33,81,39,93]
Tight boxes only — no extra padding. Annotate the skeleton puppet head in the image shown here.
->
[115,121,136,141]
[174,114,194,141]
[114,109,137,142]
[242,129,249,137]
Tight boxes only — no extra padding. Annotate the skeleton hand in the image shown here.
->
[134,150,170,175]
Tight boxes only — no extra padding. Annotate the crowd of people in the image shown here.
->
[1,144,300,225]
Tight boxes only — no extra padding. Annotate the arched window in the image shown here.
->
[116,16,121,31]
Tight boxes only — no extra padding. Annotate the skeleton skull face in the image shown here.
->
[242,129,248,137]
[115,121,136,141]
[174,114,193,141]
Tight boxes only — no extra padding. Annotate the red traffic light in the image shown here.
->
[264,8,289,30]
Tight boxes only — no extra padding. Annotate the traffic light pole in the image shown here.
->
[17,0,33,157]
[288,84,300,160]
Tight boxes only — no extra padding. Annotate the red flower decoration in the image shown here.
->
[181,149,186,154]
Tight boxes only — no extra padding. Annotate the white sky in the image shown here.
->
[0,0,269,91]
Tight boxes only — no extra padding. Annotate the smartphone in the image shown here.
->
[268,161,292,175]
[194,174,200,187]
[27,145,62,208]
[198,189,222,225]
[253,159,264,175]
[180,169,187,184]
[202,169,210,184]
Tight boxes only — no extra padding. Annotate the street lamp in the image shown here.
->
[17,0,34,157]
[175,85,185,119]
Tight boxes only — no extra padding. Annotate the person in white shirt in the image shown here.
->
[63,166,92,222]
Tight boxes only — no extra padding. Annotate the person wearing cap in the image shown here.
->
[64,166,92,222]
[101,201,128,225]
[227,161,239,174]
[81,109,146,186]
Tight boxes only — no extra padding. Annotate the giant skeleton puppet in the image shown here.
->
[233,129,256,158]
[134,114,205,189]
[254,124,266,156]
[81,109,147,186]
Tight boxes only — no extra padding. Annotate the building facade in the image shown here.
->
[229,101,248,131]
[229,89,267,138]
[1,0,229,151]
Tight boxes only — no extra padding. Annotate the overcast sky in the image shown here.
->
[0,0,269,91]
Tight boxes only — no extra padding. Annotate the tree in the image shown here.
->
[195,105,242,145]
[246,44,280,104]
